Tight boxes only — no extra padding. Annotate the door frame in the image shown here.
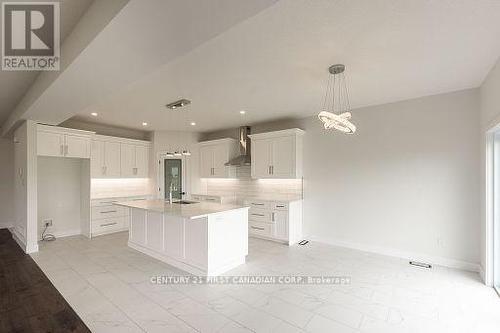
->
[157,152,188,200]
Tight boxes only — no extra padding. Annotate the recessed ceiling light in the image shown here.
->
[239,110,246,114]
[91,112,98,117]
[142,122,148,126]
[190,122,196,126]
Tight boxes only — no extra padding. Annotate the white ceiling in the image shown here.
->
[0,0,94,126]
[70,0,500,133]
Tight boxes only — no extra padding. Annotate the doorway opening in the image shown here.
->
[158,153,187,201]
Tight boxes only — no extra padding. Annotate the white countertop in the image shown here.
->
[115,199,249,219]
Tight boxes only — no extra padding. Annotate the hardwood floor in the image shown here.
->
[0,229,90,333]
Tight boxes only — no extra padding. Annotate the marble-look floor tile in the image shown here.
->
[33,232,500,333]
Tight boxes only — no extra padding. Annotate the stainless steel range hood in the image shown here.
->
[225,126,251,166]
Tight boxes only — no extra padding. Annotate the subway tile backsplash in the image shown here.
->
[202,166,303,201]
[91,178,152,199]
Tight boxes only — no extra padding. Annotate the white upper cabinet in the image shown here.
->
[120,142,150,178]
[91,138,122,178]
[37,124,92,159]
[249,128,304,179]
[198,138,238,178]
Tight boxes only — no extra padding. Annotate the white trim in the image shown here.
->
[11,227,27,251]
[93,134,151,146]
[0,222,13,229]
[248,128,305,140]
[198,138,237,146]
[43,229,82,239]
[479,265,486,283]
[308,235,481,272]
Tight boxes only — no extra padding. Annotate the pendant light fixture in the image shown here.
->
[318,64,356,134]
[165,98,192,157]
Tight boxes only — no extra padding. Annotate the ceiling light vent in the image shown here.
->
[166,99,191,109]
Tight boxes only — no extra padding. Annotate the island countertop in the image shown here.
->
[115,199,249,219]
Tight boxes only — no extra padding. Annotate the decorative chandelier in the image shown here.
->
[318,64,356,134]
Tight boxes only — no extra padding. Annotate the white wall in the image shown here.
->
[479,57,500,282]
[204,89,481,269]
[0,138,14,228]
[37,157,84,238]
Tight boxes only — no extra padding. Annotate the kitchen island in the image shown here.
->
[115,200,249,276]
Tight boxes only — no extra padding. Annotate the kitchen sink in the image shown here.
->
[171,200,198,205]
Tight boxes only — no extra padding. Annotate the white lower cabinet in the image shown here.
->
[91,196,149,237]
[245,198,302,245]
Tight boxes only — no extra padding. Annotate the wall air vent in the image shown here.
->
[166,99,191,109]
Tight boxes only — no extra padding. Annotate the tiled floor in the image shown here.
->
[31,232,500,333]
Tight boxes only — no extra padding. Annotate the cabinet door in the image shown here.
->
[120,143,135,177]
[251,139,272,178]
[91,140,105,177]
[185,218,208,269]
[273,210,288,240]
[164,217,185,260]
[199,145,214,178]
[135,145,149,178]
[212,144,227,177]
[65,135,91,158]
[271,136,295,178]
[104,141,121,177]
[130,209,146,246]
[37,131,64,157]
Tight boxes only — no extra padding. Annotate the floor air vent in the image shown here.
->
[409,261,432,269]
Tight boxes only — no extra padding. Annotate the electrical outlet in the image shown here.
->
[437,238,444,248]
[43,219,53,227]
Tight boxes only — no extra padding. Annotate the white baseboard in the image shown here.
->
[308,235,480,273]
[40,229,81,240]
[0,221,13,229]
[479,265,486,283]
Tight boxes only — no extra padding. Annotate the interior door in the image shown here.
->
[91,140,105,177]
[271,136,295,178]
[37,131,64,157]
[135,145,149,177]
[212,144,227,177]
[120,143,135,177]
[104,141,121,177]
[164,159,183,200]
[65,135,90,158]
[199,145,214,178]
[252,139,272,178]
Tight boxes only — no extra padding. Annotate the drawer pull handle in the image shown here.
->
[206,198,217,201]
[101,210,117,214]
[251,226,265,231]
[276,205,285,208]
[251,213,265,217]
[252,203,264,206]
[100,222,118,227]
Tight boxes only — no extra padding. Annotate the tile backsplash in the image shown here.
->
[91,178,152,199]
[202,166,302,201]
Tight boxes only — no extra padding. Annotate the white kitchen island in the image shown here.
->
[115,200,249,276]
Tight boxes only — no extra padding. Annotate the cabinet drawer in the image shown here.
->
[246,200,271,209]
[92,198,121,207]
[92,205,128,220]
[248,208,273,222]
[92,217,126,235]
[272,202,289,211]
[249,221,273,237]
